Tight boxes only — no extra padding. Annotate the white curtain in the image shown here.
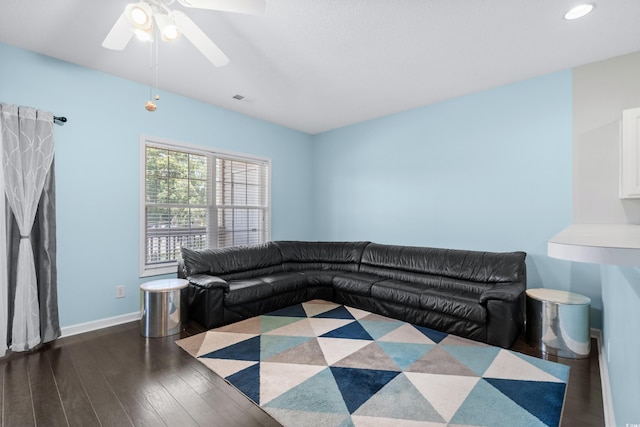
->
[0,111,6,357]
[0,104,55,352]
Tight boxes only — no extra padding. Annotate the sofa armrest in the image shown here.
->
[483,282,526,347]
[479,282,525,304]
[187,274,230,292]
[177,259,187,279]
[184,274,228,329]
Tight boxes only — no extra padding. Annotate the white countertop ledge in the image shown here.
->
[548,224,640,266]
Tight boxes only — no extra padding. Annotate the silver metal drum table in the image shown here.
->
[140,278,188,338]
[525,288,591,359]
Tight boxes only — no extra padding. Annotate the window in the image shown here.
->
[140,136,270,276]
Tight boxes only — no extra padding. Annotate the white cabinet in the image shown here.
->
[620,107,640,198]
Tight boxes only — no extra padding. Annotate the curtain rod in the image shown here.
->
[53,116,67,126]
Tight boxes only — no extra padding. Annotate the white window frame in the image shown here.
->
[139,135,272,277]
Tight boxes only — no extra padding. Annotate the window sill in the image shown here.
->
[140,264,178,278]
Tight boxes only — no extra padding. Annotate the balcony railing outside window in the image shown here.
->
[141,138,270,276]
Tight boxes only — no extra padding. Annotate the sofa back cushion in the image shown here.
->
[360,243,525,284]
[274,241,370,272]
[181,242,284,279]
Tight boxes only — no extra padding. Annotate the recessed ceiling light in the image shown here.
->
[564,3,595,20]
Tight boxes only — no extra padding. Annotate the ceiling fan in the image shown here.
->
[102,0,265,67]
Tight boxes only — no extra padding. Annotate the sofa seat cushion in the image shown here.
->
[419,289,486,324]
[332,272,382,297]
[259,272,308,294]
[299,270,338,287]
[225,279,273,307]
[370,280,422,309]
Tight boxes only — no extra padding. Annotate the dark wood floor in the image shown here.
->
[0,321,604,427]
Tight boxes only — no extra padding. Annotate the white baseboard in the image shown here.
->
[60,311,140,338]
[591,328,616,427]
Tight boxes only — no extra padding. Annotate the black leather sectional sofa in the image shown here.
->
[178,241,527,348]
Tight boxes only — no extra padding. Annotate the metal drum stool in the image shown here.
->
[140,278,188,338]
[526,288,591,359]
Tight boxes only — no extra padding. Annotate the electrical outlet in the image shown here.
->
[115,285,125,299]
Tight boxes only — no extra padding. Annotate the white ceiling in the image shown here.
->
[1,0,640,134]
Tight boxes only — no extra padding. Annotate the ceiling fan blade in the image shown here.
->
[176,0,265,15]
[171,11,230,67]
[102,9,134,50]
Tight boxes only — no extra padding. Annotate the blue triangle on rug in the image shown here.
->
[486,378,566,426]
[321,321,373,341]
[226,363,261,404]
[377,341,434,371]
[264,368,350,414]
[358,319,403,340]
[201,336,261,361]
[313,305,355,320]
[354,373,445,423]
[450,378,547,426]
[267,304,308,318]
[260,335,313,360]
[413,324,448,343]
[330,366,399,413]
[442,345,501,376]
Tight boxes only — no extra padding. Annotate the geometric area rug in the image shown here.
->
[176,300,569,427]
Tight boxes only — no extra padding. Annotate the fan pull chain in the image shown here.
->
[145,37,158,111]
[154,38,160,102]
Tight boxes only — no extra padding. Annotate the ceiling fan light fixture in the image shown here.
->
[564,3,595,20]
[163,26,179,41]
[126,2,153,29]
[103,0,266,67]
[133,27,154,42]
[155,13,180,41]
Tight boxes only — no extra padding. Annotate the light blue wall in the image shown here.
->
[602,266,640,426]
[0,42,314,327]
[601,266,640,424]
[312,71,603,327]
[571,52,640,425]
[3,37,628,421]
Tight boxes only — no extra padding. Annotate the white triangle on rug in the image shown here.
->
[198,358,257,378]
[196,331,258,357]
[378,323,436,344]
[259,362,326,405]
[308,318,355,336]
[263,318,317,337]
[405,372,480,423]
[351,415,447,427]
[267,408,351,427]
[317,337,371,365]
[302,301,340,317]
[483,349,564,383]
[175,334,205,357]
[345,306,373,320]
[214,316,262,334]
[439,333,489,347]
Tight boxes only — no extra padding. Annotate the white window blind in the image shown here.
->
[141,138,270,276]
